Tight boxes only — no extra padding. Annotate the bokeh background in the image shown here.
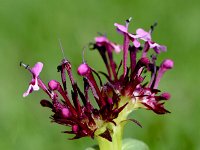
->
[1,0,200,149]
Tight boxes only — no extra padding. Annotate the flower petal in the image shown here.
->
[31,62,43,77]
[95,36,108,43]
[136,28,151,41]
[23,84,34,97]
[114,23,127,33]
[149,42,166,53]
[133,39,140,48]
[111,43,121,53]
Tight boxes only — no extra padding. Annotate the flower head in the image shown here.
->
[21,19,173,141]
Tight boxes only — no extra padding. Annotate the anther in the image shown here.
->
[126,17,132,23]
[125,17,132,29]
[20,61,29,69]
[150,21,158,34]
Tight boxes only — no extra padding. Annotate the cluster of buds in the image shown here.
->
[21,18,173,142]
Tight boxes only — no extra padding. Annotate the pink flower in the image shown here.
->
[95,36,121,53]
[114,19,140,77]
[21,19,173,141]
[23,62,43,97]
[114,23,140,48]
[136,28,167,54]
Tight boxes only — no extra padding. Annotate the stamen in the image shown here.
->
[126,17,132,23]
[82,46,87,63]
[20,61,29,69]
[58,38,66,60]
[125,17,132,28]
[150,21,158,34]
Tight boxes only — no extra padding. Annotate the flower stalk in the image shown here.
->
[95,124,124,150]
[95,95,140,150]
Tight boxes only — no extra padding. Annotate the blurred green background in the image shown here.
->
[0,0,200,149]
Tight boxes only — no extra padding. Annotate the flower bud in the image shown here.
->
[62,108,70,118]
[160,59,174,72]
[160,93,171,100]
[77,63,91,76]
[72,125,79,133]
[48,80,60,91]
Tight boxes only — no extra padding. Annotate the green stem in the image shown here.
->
[94,96,137,150]
[96,124,124,150]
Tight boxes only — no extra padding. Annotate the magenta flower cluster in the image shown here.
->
[21,19,173,141]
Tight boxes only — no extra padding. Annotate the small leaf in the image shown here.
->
[122,138,149,150]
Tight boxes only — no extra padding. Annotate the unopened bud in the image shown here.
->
[77,63,91,76]
[48,80,60,91]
